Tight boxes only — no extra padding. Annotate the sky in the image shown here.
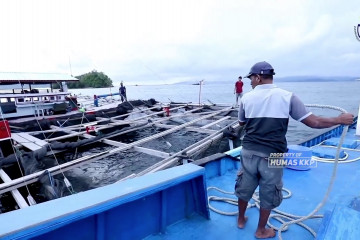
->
[0,0,360,85]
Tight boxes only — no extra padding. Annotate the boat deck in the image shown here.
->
[147,128,360,240]
[0,120,359,239]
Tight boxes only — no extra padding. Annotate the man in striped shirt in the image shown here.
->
[235,61,354,238]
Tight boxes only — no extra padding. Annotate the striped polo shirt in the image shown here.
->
[238,84,311,155]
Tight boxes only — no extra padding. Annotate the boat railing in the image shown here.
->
[0,91,68,98]
[0,92,71,106]
[300,116,358,147]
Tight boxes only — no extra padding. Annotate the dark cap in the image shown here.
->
[245,61,275,78]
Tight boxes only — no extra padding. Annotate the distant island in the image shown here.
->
[173,76,359,85]
[67,70,113,89]
[275,76,358,82]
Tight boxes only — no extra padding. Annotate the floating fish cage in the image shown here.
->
[0,99,241,213]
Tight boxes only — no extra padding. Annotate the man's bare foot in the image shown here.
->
[255,228,276,239]
[237,216,248,228]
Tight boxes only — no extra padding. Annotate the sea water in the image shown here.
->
[65,80,360,191]
[70,80,360,144]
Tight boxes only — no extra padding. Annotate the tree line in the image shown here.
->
[53,70,113,89]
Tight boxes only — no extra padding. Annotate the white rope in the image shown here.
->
[304,104,347,113]
[312,152,349,161]
[310,145,360,163]
[313,155,360,163]
[307,137,360,163]
[73,111,87,160]
[277,104,349,239]
[207,187,322,236]
[0,108,35,205]
[208,104,352,239]
[31,101,76,195]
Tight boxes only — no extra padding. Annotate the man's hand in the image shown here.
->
[337,113,354,125]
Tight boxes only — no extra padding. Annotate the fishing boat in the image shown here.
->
[0,72,79,118]
[0,102,359,239]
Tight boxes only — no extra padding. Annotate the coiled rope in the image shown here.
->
[309,141,360,163]
[207,186,323,237]
[207,104,351,239]
[277,104,349,239]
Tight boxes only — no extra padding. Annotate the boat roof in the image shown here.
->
[0,72,78,84]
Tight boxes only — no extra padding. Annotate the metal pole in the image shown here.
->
[198,79,204,106]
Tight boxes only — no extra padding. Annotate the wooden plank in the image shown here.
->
[49,126,171,159]
[138,119,241,175]
[186,134,223,156]
[153,123,216,134]
[16,133,48,147]
[12,133,42,151]
[103,139,171,158]
[0,169,29,209]
[200,116,230,129]
[61,105,187,130]
[95,105,161,121]
[136,119,237,176]
[46,107,203,142]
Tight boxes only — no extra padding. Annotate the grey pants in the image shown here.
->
[234,148,283,209]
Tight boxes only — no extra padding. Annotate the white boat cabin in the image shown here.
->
[0,73,78,119]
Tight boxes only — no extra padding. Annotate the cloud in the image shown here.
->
[0,0,359,83]
[271,15,332,50]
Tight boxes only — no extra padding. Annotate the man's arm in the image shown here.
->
[289,94,354,129]
[301,113,354,129]
[238,101,246,126]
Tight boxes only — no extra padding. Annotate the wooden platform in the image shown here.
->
[0,103,239,210]
[11,133,48,151]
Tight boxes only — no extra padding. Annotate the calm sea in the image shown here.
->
[61,81,360,192]
[70,81,360,144]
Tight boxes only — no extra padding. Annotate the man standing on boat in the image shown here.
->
[119,82,127,102]
[235,61,354,239]
[234,76,244,106]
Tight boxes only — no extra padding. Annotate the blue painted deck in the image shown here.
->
[146,128,360,240]
[316,205,360,240]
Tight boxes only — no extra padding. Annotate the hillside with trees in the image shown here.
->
[67,70,113,88]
